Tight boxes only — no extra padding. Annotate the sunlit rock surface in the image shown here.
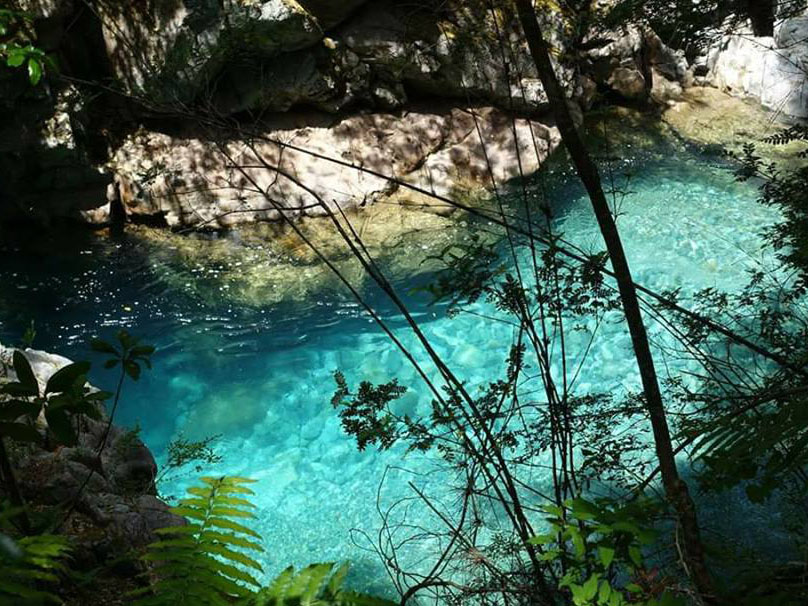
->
[707,15,808,118]
[111,106,559,228]
[662,87,808,165]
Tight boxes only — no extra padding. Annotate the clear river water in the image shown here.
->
[0,131,784,595]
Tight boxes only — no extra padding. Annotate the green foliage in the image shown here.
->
[331,371,406,451]
[136,476,395,606]
[530,498,683,606]
[165,434,223,471]
[0,508,70,605]
[134,476,264,605]
[157,434,224,500]
[0,350,109,447]
[91,329,155,381]
[691,389,808,502]
[686,126,808,504]
[248,562,397,606]
[0,9,51,85]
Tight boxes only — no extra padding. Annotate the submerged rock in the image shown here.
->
[662,87,807,165]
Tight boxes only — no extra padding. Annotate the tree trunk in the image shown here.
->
[513,1,717,602]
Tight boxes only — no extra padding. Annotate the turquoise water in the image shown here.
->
[0,141,783,594]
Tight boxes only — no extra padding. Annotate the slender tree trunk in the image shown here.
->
[513,1,716,602]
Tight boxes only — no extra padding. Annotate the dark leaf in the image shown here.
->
[85,390,113,401]
[45,361,90,394]
[0,400,41,421]
[0,422,41,443]
[12,350,39,396]
[45,407,76,446]
[124,361,141,381]
[130,345,155,357]
[0,382,38,397]
[117,330,136,350]
[91,339,118,356]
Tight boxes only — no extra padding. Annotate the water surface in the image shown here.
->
[0,137,781,593]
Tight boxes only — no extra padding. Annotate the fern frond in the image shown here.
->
[134,476,265,606]
[249,562,397,606]
[0,531,70,605]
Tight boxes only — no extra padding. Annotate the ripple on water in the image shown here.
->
[0,145,784,594]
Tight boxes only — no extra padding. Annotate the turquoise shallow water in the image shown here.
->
[0,141,784,594]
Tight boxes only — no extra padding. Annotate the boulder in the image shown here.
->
[206,0,556,116]
[110,107,560,228]
[94,0,326,103]
[579,25,689,106]
[0,343,185,566]
[608,67,647,100]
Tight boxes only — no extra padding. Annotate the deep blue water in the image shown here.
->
[0,140,784,594]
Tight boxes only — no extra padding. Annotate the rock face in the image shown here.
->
[0,75,112,225]
[1,0,577,229]
[707,15,808,118]
[0,343,184,567]
[578,25,689,107]
[90,0,556,115]
[111,106,560,228]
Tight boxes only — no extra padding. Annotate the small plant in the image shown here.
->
[0,508,70,605]
[0,9,51,85]
[134,476,265,604]
[529,498,684,606]
[165,434,223,474]
[135,475,397,606]
[249,562,397,606]
[157,433,223,501]
[0,349,109,447]
[91,330,155,382]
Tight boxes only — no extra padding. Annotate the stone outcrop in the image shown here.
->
[0,343,183,567]
[88,0,556,115]
[0,0,576,228]
[578,25,689,108]
[706,14,808,118]
[110,106,560,228]
[0,1,760,231]
[0,73,112,225]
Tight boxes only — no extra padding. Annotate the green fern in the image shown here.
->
[134,476,265,605]
[249,562,397,606]
[0,528,71,605]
